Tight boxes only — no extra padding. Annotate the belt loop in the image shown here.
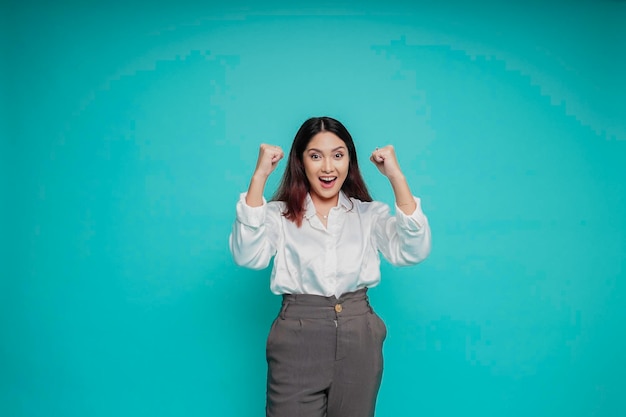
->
[280,301,289,319]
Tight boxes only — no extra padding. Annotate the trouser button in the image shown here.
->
[334,304,343,313]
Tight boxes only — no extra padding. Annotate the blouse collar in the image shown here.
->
[303,191,352,220]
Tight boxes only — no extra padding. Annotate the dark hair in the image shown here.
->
[272,116,372,226]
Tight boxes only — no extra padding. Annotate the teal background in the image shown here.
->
[2,1,625,416]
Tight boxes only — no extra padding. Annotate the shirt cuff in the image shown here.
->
[236,192,267,228]
[395,196,428,232]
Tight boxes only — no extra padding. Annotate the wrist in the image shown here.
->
[251,171,271,183]
[386,172,406,184]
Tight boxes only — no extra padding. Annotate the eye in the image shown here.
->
[310,153,321,160]
[334,152,344,159]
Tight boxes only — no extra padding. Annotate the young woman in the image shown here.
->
[229,116,431,417]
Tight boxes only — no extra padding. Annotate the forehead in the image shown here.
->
[306,131,347,150]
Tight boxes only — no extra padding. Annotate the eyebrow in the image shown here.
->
[306,146,347,153]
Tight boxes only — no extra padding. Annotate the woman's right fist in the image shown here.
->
[254,144,284,178]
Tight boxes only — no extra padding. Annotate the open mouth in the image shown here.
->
[319,176,337,189]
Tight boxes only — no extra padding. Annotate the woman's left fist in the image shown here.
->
[370,145,404,180]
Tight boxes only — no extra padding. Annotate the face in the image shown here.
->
[302,131,350,205]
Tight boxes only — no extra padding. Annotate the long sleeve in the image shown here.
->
[372,196,431,266]
[229,192,278,270]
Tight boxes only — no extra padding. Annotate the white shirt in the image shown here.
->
[229,191,431,298]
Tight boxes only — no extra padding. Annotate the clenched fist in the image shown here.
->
[253,144,284,179]
[369,145,404,181]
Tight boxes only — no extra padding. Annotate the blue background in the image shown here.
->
[2,1,625,416]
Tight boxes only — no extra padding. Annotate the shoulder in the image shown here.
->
[267,200,285,213]
[267,200,292,225]
[347,197,389,216]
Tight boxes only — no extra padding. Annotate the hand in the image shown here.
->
[253,144,284,179]
[369,145,404,181]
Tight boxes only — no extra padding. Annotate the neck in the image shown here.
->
[310,194,339,214]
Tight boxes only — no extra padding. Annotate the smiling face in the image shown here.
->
[303,131,350,206]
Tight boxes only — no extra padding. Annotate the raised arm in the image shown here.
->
[370,145,431,265]
[369,145,416,215]
[246,144,284,207]
[229,144,284,269]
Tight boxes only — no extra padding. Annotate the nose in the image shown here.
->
[322,157,333,173]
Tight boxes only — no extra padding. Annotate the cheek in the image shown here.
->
[338,168,350,185]
[341,161,351,176]
[302,162,315,177]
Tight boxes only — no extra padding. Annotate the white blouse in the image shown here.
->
[229,191,431,298]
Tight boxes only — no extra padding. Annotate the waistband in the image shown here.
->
[279,288,373,319]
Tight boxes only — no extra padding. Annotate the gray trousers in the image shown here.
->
[266,288,387,417]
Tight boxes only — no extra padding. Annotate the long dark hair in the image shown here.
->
[272,116,372,226]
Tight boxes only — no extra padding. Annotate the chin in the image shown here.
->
[312,189,339,200]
